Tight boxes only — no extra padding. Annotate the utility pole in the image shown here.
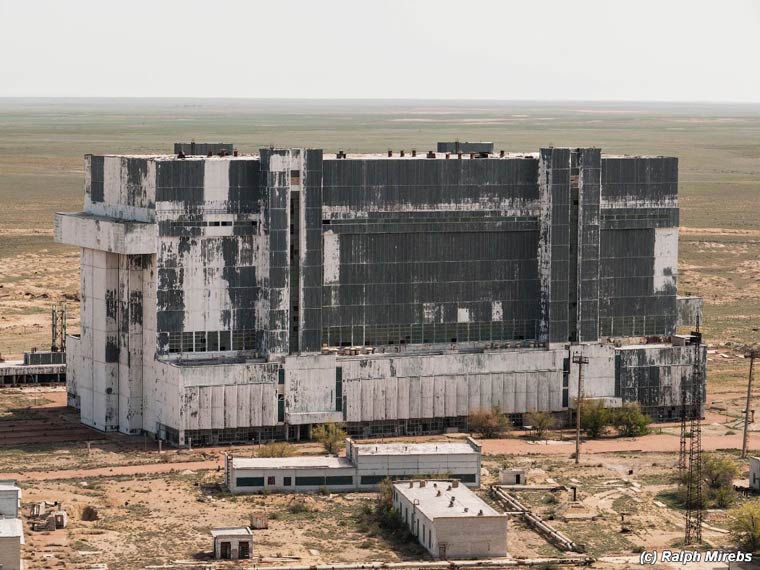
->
[573,353,589,465]
[742,349,758,459]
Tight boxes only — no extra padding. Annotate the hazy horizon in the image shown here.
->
[2,0,759,102]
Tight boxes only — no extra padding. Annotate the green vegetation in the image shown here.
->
[581,400,612,439]
[257,441,296,458]
[524,410,556,439]
[469,406,510,438]
[612,403,651,437]
[674,453,740,509]
[313,422,347,455]
[729,500,760,552]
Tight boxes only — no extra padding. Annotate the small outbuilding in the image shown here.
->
[392,479,507,559]
[499,468,526,485]
[211,527,253,560]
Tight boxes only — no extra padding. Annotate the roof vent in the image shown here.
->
[337,150,346,159]
[500,150,505,158]
[436,490,442,497]
[464,507,469,512]
[478,509,484,516]
[420,481,427,488]
[411,149,416,157]
[388,149,393,157]
[449,497,455,507]
[427,151,435,159]
[400,150,405,158]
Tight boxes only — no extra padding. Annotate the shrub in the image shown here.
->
[469,406,510,438]
[525,410,556,440]
[257,441,295,458]
[313,422,347,455]
[729,500,760,551]
[612,402,651,437]
[580,400,611,439]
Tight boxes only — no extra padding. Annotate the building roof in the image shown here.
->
[231,455,353,470]
[210,527,252,538]
[0,482,20,494]
[354,441,477,456]
[0,518,24,541]
[393,480,502,520]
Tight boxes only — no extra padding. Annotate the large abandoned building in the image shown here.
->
[54,143,705,445]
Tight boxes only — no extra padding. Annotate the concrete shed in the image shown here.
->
[392,480,507,559]
[211,527,252,560]
[499,469,526,485]
[0,518,24,570]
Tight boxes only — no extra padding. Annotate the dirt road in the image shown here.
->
[481,431,760,455]
[0,457,223,482]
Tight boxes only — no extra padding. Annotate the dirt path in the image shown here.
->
[481,431,760,455]
[0,457,222,482]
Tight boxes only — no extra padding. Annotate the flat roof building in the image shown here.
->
[392,479,507,559]
[55,143,705,445]
[226,437,481,493]
[211,527,252,560]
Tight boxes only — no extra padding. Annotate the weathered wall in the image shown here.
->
[599,157,679,337]
[320,158,541,347]
[154,156,265,356]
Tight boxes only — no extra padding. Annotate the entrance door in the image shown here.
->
[438,544,447,559]
[220,541,231,559]
[515,473,521,484]
[239,541,251,559]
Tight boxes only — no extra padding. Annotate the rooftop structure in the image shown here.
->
[392,479,507,558]
[55,143,705,445]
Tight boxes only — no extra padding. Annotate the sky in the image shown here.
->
[1,0,760,102]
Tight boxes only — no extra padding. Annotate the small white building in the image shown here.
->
[0,518,24,570]
[0,481,21,518]
[227,456,356,493]
[211,527,253,560]
[499,469,526,485]
[226,438,482,494]
[349,438,482,488]
[749,457,760,491]
[392,479,507,559]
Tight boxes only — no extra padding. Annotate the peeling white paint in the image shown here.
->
[323,230,340,284]
[492,301,503,322]
[653,227,678,293]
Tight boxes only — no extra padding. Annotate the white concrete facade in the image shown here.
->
[392,480,507,559]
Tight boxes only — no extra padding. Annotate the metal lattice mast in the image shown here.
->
[684,335,703,545]
[678,375,688,475]
[742,350,758,459]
